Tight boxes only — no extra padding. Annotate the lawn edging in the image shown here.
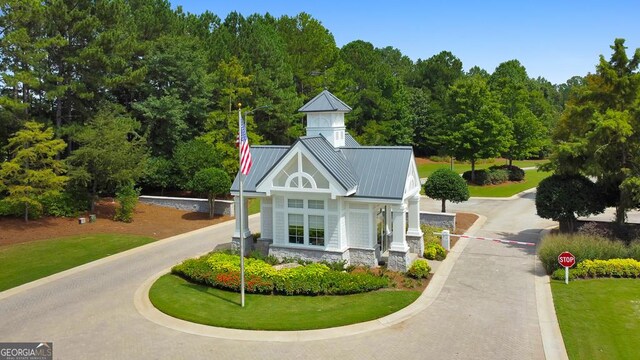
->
[134,214,487,341]
[0,214,251,301]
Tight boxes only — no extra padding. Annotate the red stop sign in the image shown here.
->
[558,251,576,268]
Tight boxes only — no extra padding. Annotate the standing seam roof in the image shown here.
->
[299,136,358,191]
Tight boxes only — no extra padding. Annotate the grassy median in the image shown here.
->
[149,273,421,330]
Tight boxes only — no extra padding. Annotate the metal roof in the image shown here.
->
[231,146,289,192]
[231,140,413,201]
[344,132,360,147]
[299,136,358,192]
[342,147,413,200]
[298,90,352,113]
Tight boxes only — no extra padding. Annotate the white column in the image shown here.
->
[390,204,409,252]
[406,195,423,238]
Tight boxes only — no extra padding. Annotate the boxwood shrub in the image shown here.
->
[172,253,389,296]
[407,259,431,279]
[489,165,525,181]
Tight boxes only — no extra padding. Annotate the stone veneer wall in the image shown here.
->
[420,211,456,231]
[269,245,346,263]
[139,195,234,216]
[347,248,378,267]
[406,235,424,257]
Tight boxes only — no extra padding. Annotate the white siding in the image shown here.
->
[273,195,285,245]
[327,214,340,249]
[260,198,273,239]
[348,206,370,248]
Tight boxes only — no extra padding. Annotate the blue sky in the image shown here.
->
[172,1,639,84]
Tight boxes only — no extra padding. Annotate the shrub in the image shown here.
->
[538,234,629,273]
[190,167,231,219]
[424,168,469,212]
[490,165,525,181]
[0,198,22,217]
[172,257,213,285]
[628,241,640,261]
[551,258,640,279]
[40,188,89,217]
[577,222,614,239]
[114,183,140,222]
[486,168,509,184]
[407,259,431,279]
[424,242,447,261]
[176,253,391,296]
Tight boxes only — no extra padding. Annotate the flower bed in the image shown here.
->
[552,258,640,280]
[172,252,390,296]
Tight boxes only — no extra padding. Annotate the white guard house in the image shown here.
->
[230,90,423,271]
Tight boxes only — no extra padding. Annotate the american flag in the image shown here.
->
[239,117,252,175]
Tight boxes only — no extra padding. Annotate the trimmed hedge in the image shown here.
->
[462,165,525,185]
[551,258,640,280]
[172,253,389,296]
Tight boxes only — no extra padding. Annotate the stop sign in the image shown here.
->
[558,251,576,268]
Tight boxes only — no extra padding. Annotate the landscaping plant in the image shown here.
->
[407,259,431,279]
[114,183,140,223]
[424,168,469,212]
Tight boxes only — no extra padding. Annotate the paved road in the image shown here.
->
[0,193,555,359]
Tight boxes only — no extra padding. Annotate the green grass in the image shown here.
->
[149,274,421,330]
[0,234,155,292]
[467,170,551,197]
[416,158,548,178]
[248,198,260,215]
[551,279,640,360]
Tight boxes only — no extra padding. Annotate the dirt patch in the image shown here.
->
[0,199,231,247]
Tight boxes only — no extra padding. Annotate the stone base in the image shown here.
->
[387,249,410,272]
[231,235,254,256]
[269,245,346,264]
[255,238,273,257]
[347,248,377,267]
[406,234,424,257]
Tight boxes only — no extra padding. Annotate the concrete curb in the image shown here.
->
[133,214,488,342]
[535,228,569,360]
[0,215,257,302]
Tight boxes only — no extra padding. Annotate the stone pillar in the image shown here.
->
[388,203,410,272]
[406,195,424,257]
[232,196,253,256]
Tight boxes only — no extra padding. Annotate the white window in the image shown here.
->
[288,199,303,208]
[288,214,304,244]
[309,215,325,246]
[286,199,326,247]
[308,200,324,209]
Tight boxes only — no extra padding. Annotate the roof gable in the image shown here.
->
[298,90,352,113]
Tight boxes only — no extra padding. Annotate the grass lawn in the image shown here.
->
[468,170,551,197]
[248,198,260,215]
[417,158,547,178]
[551,279,640,360]
[0,234,154,292]
[150,274,421,330]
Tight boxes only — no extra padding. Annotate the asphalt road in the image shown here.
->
[0,192,557,359]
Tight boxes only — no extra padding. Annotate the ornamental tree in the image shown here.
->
[190,168,231,218]
[424,168,469,212]
[535,174,605,233]
[0,121,68,221]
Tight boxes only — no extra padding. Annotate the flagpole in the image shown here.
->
[238,103,245,308]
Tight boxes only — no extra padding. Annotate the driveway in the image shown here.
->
[0,192,556,359]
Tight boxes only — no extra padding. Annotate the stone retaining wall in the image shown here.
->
[138,195,234,216]
[420,211,456,231]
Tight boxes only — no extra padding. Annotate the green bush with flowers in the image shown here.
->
[172,252,389,296]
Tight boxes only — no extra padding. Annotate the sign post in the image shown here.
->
[558,251,576,284]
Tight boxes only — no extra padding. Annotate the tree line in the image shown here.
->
[0,0,584,220]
